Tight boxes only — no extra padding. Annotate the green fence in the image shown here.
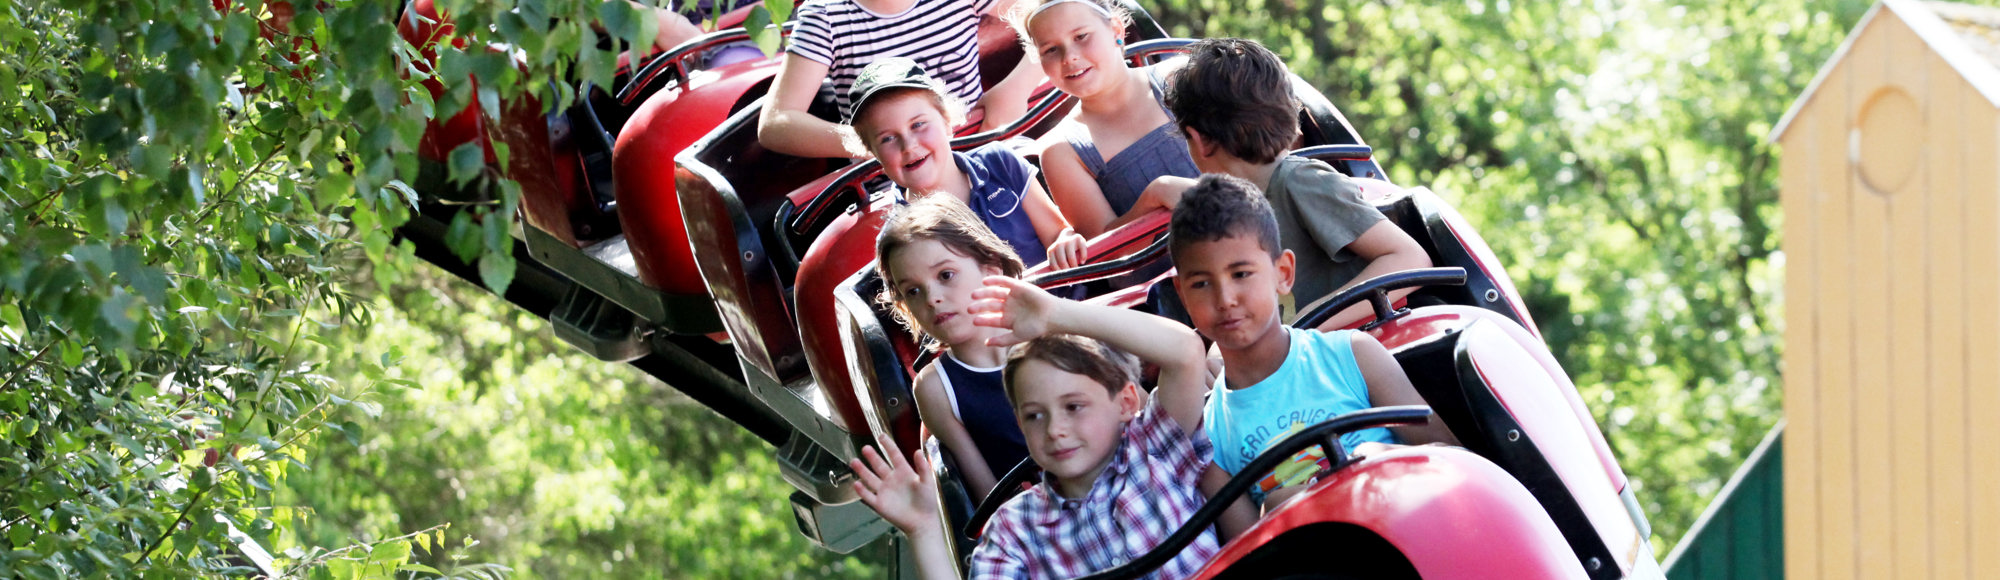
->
[1661,422,1785,579]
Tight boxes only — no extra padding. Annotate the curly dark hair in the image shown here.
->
[1164,38,1301,164]
[1169,173,1282,263]
[1002,334,1140,403]
[874,195,1026,345]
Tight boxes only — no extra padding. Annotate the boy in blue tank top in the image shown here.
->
[1170,173,1459,512]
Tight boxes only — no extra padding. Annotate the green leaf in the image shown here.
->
[744,7,777,57]
[397,563,443,575]
[316,172,355,211]
[445,143,484,187]
[477,245,515,296]
[765,0,794,26]
[443,211,482,263]
[598,0,642,45]
[368,540,411,565]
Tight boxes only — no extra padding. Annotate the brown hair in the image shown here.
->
[1008,0,1133,60]
[1169,173,1283,262]
[1164,38,1301,164]
[1002,334,1139,404]
[874,195,1027,343]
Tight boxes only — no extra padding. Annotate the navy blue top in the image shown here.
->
[938,353,1031,485]
[954,143,1048,268]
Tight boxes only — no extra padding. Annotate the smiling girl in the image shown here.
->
[848,58,1086,270]
[1017,0,1200,238]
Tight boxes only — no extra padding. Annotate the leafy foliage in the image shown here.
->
[0,0,765,575]
[277,273,888,578]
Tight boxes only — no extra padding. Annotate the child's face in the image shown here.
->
[857,91,956,194]
[1009,359,1140,498]
[1173,234,1296,351]
[888,239,1002,347]
[1027,4,1125,98]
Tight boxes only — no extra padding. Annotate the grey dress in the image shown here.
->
[1061,65,1201,215]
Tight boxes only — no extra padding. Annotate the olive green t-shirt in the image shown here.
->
[1263,155,1386,320]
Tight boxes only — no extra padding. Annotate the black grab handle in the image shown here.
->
[1292,267,1467,331]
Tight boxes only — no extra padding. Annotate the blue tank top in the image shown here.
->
[937,353,1032,484]
[1063,65,1201,215]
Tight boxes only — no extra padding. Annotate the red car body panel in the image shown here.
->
[1463,321,1647,573]
[796,198,894,437]
[1195,446,1586,579]
[614,58,781,294]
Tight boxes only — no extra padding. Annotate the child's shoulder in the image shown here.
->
[964,141,1031,166]
[1272,154,1349,190]
[1291,327,1360,358]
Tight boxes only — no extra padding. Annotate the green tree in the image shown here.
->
[0,0,768,575]
[274,271,889,578]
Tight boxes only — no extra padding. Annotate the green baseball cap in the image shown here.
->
[845,57,946,124]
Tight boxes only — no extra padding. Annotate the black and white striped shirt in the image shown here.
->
[787,0,993,118]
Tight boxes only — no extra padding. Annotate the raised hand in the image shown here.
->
[850,434,941,537]
[969,275,1064,347]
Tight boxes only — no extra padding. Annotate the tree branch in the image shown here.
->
[137,484,209,563]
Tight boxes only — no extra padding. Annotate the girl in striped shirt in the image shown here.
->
[758,0,1042,158]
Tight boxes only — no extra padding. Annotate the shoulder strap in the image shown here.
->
[1062,126,1105,177]
[1145,65,1173,117]
[936,354,965,422]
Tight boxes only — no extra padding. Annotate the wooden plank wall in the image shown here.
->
[1782,7,2000,578]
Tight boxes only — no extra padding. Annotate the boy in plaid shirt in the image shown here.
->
[849,275,1254,579]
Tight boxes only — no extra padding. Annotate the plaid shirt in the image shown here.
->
[968,398,1221,580]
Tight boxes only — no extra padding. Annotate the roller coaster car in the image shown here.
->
[826,161,1665,576]
[395,0,1665,572]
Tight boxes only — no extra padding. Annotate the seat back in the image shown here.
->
[1370,306,1638,579]
[675,99,849,381]
[795,197,896,441]
[1409,189,1544,338]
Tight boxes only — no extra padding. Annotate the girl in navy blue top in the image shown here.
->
[846,58,1089,270]
[876,196,1041,501]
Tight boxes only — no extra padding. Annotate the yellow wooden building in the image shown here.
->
[1772,0,2000,577]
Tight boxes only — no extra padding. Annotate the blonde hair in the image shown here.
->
[1007,0,1132,61]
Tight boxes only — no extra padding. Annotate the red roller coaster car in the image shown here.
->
[389,2,1664,577]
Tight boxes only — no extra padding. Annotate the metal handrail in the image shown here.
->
[616,23,794,106]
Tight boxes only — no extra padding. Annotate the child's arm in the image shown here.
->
[850,436,959,580]
[1021,180,1087,269]
[977,56,1041,131]
[1199,462,1259,541]
[969,276,1212,430]
[1313,222,1433,331]
[1041,142,1121,238]
[1350,332,1458,445]
[757,54,870,159]
[912,367,1001,502]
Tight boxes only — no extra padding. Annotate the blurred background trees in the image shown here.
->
[2,0,1950,576]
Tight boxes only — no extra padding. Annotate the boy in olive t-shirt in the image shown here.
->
[1156,38,1433,329]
